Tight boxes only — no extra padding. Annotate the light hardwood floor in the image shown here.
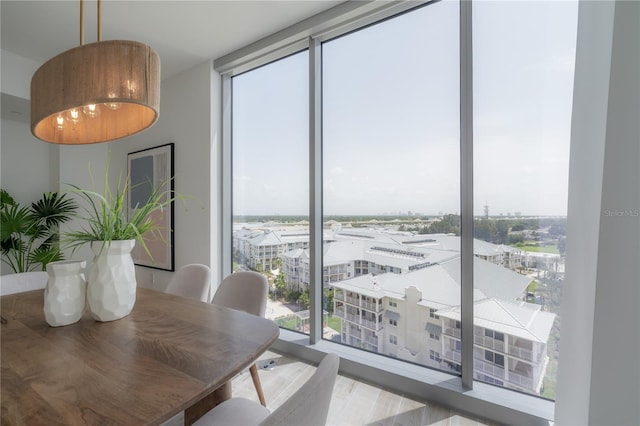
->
[231,350,498,426]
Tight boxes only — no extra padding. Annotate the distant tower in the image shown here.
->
[484,203,489,219]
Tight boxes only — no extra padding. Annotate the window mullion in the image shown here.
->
[221,74,233,283]
[309,37,323,344]
[460,0,474,390]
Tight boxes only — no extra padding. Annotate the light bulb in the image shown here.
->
[67,108,81,124]
[83,103,101,118]
[56,114,65,129]
[104,92,121,110]
[126,80,137,95]
[104,102,121,111]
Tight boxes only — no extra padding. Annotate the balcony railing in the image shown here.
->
[443,350,462,363]
[363,335,378,346]
[345,296,359,305]
[508,345,536,362]
[335,310,381,331]
[361,318,383,331]
[334,309,358,323]
[349,336,362,346]
[444,327,462,339]
[474,358,505,379]
[475,360,536,391]
[444,349,536,390]
[507,370,535,390]
[346,313,359,323]
[471,333,542,364]
[361,301,381,312]
[474,335,506,352]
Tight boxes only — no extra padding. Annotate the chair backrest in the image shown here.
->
[211,271,268,317]
[261,353,339,426]
[0,271,48,296]
[165,264,212,302]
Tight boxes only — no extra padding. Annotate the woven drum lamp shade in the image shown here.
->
[31,40,160,144]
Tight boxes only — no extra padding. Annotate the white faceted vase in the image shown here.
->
[87,240,137,322]
[44,260,87,327]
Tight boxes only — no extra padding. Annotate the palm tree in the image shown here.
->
[1,190,77,272]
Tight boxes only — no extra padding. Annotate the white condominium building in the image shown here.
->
[332,256,555,395]
[235,227,524,280]
[234,227,309,271]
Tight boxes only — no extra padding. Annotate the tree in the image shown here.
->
[495,220,509,244]
[511,223,526,232]
[275,270,287,299]
[474,219,498,243]
[557,237,566,256]
[548,224,566,236]
[424,214,460,235]
[323,288,334,314]
[299,290,310,310]
[508,233,525,244]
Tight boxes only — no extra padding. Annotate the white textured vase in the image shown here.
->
[44,260,87,327]
[87,239,137,322]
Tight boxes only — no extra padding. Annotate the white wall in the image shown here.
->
[555,1,640,424]
[0,115,59,274]
[1,49,40,99]
[588,1,640,423]
[1,49,58,216]
[0,118,57,203]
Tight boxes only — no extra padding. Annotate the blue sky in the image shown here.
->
[232,0,578,217]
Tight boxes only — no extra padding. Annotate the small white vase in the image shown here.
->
[44,260,87,327]
[87,240,137,322]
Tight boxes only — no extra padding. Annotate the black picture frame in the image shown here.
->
[127,143,175,271]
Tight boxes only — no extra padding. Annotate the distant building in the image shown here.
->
[234,227,309,271]
[277,231,525,292]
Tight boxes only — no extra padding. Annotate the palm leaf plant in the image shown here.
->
[0,189,77,273]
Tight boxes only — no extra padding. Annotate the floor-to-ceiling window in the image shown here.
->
[231,51,310,334]
[322,0,460,373]
[223,0,576,402]
[471,1,577,399]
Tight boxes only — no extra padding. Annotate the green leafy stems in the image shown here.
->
[63,160,179,261]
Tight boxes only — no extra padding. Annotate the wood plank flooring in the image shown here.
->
[231,350,498,426]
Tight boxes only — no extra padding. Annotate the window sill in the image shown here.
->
[272,328,554,426]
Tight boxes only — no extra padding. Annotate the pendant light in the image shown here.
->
[30,0,160,144]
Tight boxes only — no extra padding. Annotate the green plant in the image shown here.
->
[0,189,77,273]
[63,160,175,260]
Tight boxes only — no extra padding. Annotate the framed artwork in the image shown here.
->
[127,143,175,271]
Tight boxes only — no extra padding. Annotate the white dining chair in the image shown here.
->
[212,271,269,406]
[165,264,212,302]
[193,353,339,426]
[0,271,48,296]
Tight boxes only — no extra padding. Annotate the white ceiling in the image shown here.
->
[2,0,343,78]
[1,0,343,120]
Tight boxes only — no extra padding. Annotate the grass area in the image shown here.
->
[326,315,341,333]
[519,245,559,254]
[275,314,342,334]
[275,317,298,330]
[541,377,556,400]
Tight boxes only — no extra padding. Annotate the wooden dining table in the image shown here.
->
[0,287,279,425]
